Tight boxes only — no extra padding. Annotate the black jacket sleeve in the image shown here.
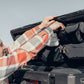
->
[58,22,84,44]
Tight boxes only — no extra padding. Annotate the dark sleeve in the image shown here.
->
[79,22,84,39]
[65,22,84,33]
[64,22,84,43]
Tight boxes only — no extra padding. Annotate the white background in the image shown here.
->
[0,0,84,46]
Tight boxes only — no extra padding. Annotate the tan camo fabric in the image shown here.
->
[0,25,53,84]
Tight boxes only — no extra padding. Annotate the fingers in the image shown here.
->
[49,21,65,31]
[44,16,57,26]
[52,15,58,18]
[44,16,57,21]
[49,15,58,20]
[59,23,65,30]
[39,16,62,30]
[48,20,55,26]
[55,21,65,30]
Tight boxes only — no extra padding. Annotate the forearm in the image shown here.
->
[0,27,53,81]
[24,25,41,39]
[8,25,41,52]
[20,27,53,56]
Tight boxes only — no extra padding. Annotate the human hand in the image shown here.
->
[39,16,57,30]
[0,40,6,57]
[49,21,65,31]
